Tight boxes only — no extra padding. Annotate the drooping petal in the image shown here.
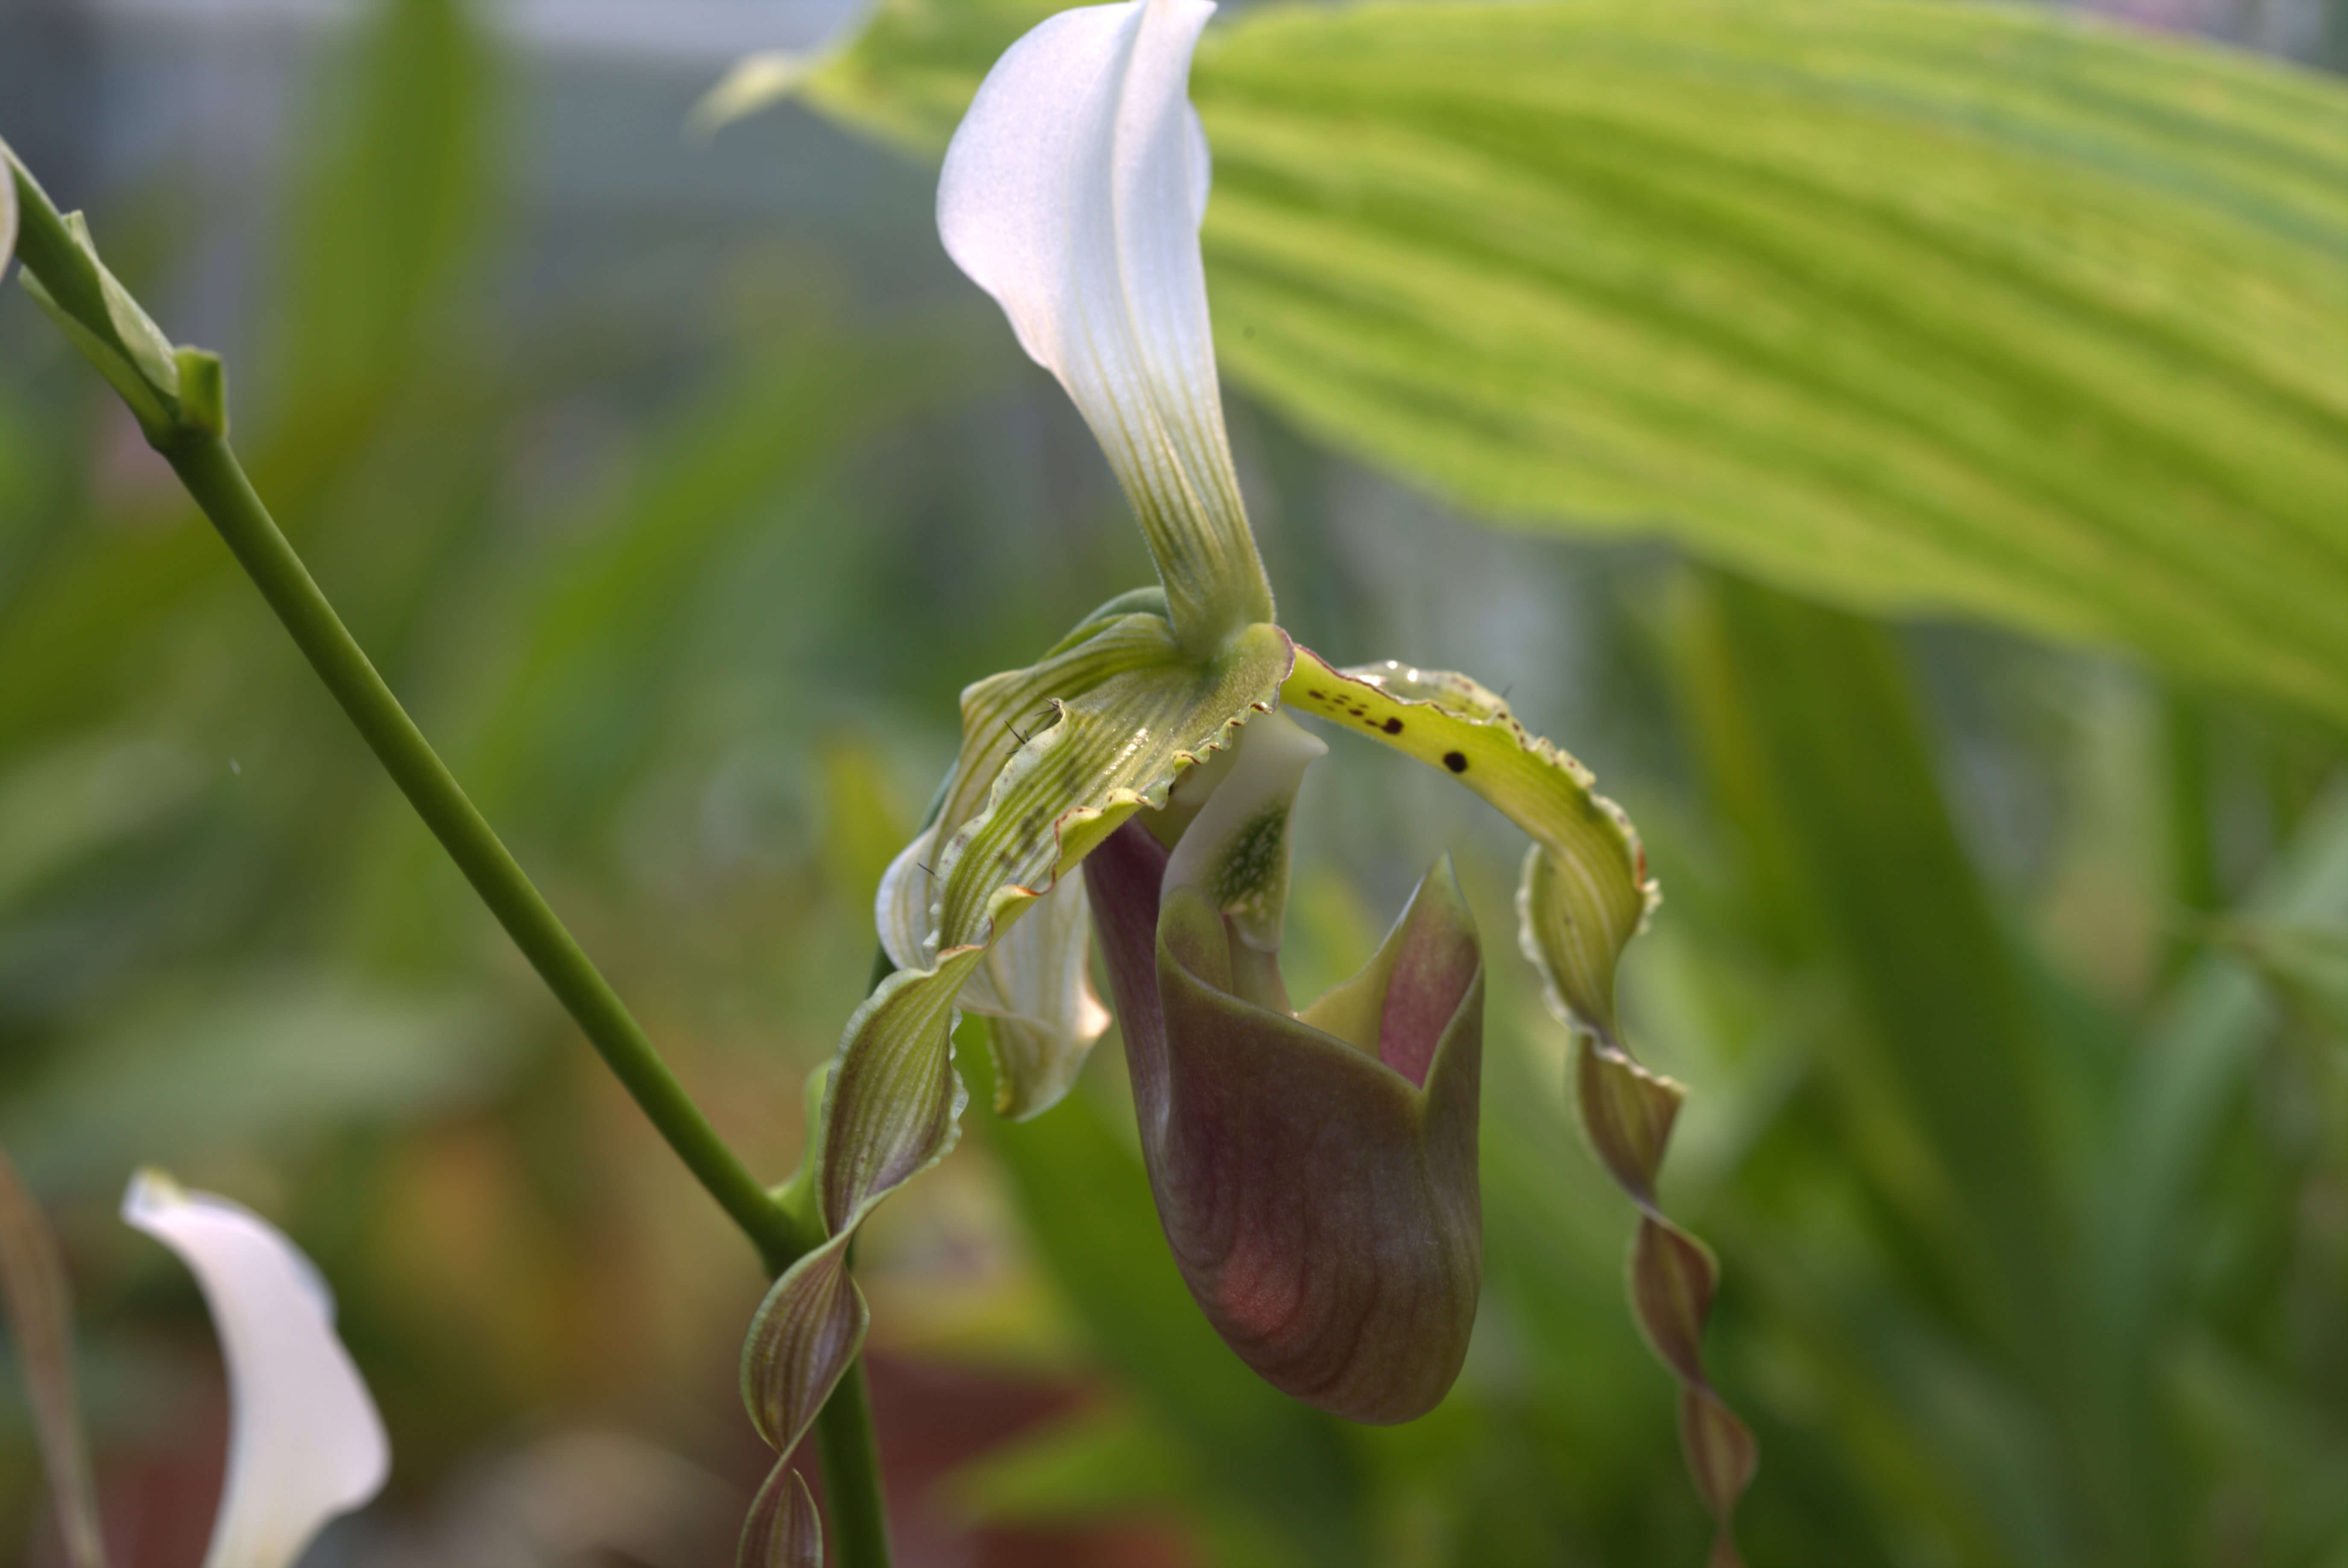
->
[938,0,1273,648]
[880,826,1113,1121]
[122,1171,388,1568]
[1280,647,1755,1556]
[1281,648,1654,1042]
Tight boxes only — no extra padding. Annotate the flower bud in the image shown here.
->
[1087,799,1484,1424]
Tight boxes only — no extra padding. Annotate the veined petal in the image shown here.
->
[875,599,1256,1118]
[737,1461,821,1568]
[122,1171,388,1568]
[743,622,1293,1480]
[939,0,1274,648]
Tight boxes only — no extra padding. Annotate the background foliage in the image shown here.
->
[1,0,2343,1565]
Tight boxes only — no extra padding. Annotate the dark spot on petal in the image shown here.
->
[1443,751,1468,773]
[1307,689,1324,699]
[1382,718,1404,735]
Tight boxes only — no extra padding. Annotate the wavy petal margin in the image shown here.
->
[1283,646,1755,1566]
[875,611,1179,1118]
[739,615,1291,1541]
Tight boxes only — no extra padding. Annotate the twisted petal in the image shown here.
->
[123,1171,388,1568]
[939,0,1273,646]
[737,1462,820,1568]
[881,825,1111,1121]
[1281,647,1755,1557]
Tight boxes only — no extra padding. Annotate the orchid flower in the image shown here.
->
[735,0,1752,1559]
[123,1171,389,1568]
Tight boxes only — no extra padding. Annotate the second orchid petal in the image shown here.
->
[961,872,1115,1120]
[123,1171,389,1568]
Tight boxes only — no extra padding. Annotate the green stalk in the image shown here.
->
[161,435,895,1563]
[153,433,801,1271]
[815,1357,894,1565]
[9,150,894,1567]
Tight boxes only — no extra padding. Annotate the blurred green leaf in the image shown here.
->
[264,0,489,467]
[802,0,2348,720]
[1675,573,2063,1333]
[0,1146,108,1568]
[1670,571,2103,1559]
[0,977,518,1190]
[0,736,206,913]
[2203,913,2348,1045]
[2088,787,2348,1513]
[943,1399,1187,1526]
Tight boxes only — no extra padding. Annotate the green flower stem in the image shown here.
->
[158,431,804,1274]
[10,151,897,1568]
[816,1356,893,1565]
[163,434,896,1567]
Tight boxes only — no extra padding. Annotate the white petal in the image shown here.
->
[962,873,1114,1119]
[876,824,943,973]
[123,1171,388,1568]
[939,0,1270,640]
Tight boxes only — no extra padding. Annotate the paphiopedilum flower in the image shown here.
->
[736,1,1753,1559]
[122,1171,389,1568]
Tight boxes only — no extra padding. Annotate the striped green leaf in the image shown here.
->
[798,0,2348,719]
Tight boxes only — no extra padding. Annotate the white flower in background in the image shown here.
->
[123,1171,389,1568]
